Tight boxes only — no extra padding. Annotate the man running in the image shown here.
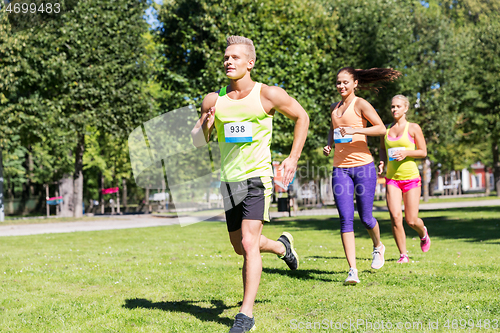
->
[191,35,309,333]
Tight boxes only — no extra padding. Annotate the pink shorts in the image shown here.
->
[386,177,421,193]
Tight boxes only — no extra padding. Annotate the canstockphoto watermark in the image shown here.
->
[290,318,441,330]
[2,0,80,33]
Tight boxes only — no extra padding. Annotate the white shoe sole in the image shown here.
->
[344,279,360,285]
[281,232,299,270]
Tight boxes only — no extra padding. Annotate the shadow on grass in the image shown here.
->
[123,298,237,326]
[262,267,343,282]
[262,267,387,283]
[307,255,398,263]
[307,255,368,260]
[272,206,500,243]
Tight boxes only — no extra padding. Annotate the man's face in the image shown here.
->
[224,44,254,79]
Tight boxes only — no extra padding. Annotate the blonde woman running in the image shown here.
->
[378,95,431,264]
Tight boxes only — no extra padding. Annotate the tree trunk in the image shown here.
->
[59,175,74,217]
[45,184,50,217]
[456,170,461,195]
[7,178,13,215]
[492,138,500,197]
[423,157,430,202]
[100,173,105,214]
[145,187,150,213]
[318,178,323,205]
[0,148,4,222]
[28,151,35,196]
[485,168,491,196]
[73,134,85,217]
[20,157,29,214]
[116,190,120,214]
[55,189,60,216]
[122,178,127,211]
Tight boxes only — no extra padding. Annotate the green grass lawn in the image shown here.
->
[372,193,500,208]
[1,206,499,332]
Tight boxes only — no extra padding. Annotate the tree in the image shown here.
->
[430,0,500,194]
[157,0,338,159]
[461,18,500,195]
[1,1,154,216]
[440,0,500,23]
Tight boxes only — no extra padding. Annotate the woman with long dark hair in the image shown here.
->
[323,67,401,284]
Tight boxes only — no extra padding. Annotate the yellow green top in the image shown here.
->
[214,83,274,182]
[385,122,420,180]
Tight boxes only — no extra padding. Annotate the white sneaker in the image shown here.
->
[344,268,360,285]
[371,244,385,269]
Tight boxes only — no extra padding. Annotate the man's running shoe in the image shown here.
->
[420,226,431,252]
[371,243,385,269]
[277,232,299,270]
[229,313,255,333]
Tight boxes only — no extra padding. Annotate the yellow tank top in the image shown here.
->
[385,122,420,180]
[331,97,373,168]
[214,82,274,182]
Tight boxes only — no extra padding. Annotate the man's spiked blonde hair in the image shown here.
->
[226,35,256,62]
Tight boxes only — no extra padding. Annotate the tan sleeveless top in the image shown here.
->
[331,97,373,168]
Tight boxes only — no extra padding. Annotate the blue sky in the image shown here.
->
[144,0,163,30]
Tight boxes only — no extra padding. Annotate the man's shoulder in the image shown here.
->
[260,83,284,94]
[202,91,220,107]
[260,83,289,102]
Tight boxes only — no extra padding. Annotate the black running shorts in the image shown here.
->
[220,176,273,232]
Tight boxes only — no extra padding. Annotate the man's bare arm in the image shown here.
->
[191,92,218,148]
[262,85,309,186]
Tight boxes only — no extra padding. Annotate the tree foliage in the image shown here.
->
[1,0,154,214]
[2,0,500,215]
[157,0,339,159]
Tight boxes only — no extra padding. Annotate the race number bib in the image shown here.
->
[334,127,353,144]
[388,147,406,161]
[224,122,253,143]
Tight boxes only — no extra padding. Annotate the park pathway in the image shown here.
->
[1,199,498,237]
[270,199,500,218]
[0,214,224,237]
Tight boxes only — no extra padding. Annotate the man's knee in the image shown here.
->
[241,236,259,254]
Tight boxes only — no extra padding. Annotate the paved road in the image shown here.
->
[1,199,498,237]
[270,199,500,218]
[0,214,225,237]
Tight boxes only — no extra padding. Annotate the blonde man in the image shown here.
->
[192,35,309,332]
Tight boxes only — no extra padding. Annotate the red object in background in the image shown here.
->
[101,187,119,195]
[471,163,486,186]
[47,196,63,201]
[273,161,287,193]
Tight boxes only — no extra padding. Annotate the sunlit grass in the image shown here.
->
[1,206,499,332]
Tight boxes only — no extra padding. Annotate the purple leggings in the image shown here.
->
[332,161,378,233]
